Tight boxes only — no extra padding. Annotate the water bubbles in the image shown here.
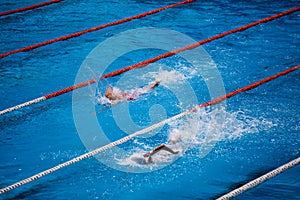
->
[115,107,275,171]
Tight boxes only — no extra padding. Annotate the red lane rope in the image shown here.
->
[0,66,298,195]
[197,65,300,109]
[45,79,96,99]
[0,0,61,17]
[0,7,299,115]
[102,6,300,78]
[0,0,195,59]
[47,6,300,99]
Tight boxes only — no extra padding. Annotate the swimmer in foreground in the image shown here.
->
[142,131,182,164]
[105,80,160,102]
[143,144,179,164]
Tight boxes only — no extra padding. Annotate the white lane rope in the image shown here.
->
[0,97,46,115]
[216,156,300,200]
[1,66,299,194]
[0,110,190,194]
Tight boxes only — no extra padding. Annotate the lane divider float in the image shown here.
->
[0,0,195,59]
[216,156,300,200]
[0,0,61,17]
[0,6,299,116]
[0,64,298,194]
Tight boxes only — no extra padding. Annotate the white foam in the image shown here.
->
[95,66,191,106]
[93,65,276,168]
[95,84,152,106]
[116,107,276,168]
[96,94,112,105]
[116,148,182,170]
[144,67,186,89]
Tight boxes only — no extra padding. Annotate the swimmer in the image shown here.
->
[105,80,160,102]
[143,144,179,163]
[104,85,124,101]
[142,130,183,164]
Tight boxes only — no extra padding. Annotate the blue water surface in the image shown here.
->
[0,0,299,199]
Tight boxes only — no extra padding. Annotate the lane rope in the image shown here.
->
[0,0,195,59]
[102,6,300,79]
[0,64,298,195]
[0,6,299,116]
[0,0,61,17]
[216,156,300,200]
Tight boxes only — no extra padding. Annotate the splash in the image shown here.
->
[95,67,185,106]
[115,148,182,171]
[115,107,275,170]
[95,92,111,105]
[143,66,187,89]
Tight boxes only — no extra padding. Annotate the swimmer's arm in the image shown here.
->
[143,144,179,157]
[161,145,179,154]
[144,80,160,92]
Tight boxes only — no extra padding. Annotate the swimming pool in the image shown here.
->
[0,0,299,199]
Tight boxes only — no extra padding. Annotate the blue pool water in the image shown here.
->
[0,0,299,199]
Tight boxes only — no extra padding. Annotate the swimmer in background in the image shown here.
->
[105,80,160,102]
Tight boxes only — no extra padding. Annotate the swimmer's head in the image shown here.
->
[105,85,114,99]
[169,129,181,144]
